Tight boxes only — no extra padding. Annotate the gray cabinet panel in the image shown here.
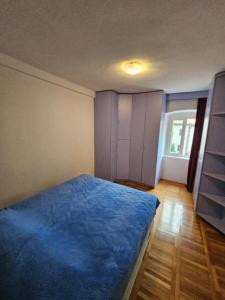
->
[117,140,130,179]
[116,94,132,179]
[110,92,118,180]
[94,91,118,181]
[193,85,213,207]
[94,92,111,180]
[211,75,225,113]
[142,92,163,186]
[118,95,132,140]
[129,94,146,182]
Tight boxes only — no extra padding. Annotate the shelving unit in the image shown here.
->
[196,72,225,234]
[199,192,225,207]
[211,112,225,116]
[198,213,225,232]
[206,150,225,157]
[203,172,225,183]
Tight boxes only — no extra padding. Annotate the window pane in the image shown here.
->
[169,120,183,154]
[183,118,196,156]
[187,118,196,125]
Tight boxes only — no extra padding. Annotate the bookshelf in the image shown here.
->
[196,72,225,234]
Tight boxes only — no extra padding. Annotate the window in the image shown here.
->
[165,111,196,158]
[169,119,183,154]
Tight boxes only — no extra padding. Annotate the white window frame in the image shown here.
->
[165,110,196,159]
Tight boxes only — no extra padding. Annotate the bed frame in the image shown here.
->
[122,220,153,300]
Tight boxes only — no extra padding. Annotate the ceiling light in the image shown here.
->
[122,61,143,75]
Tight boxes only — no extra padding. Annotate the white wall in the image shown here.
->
[0,53,95,208]
[161,156,189,184]
[167,99,197,112]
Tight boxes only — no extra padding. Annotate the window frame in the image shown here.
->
[165,110,196,159]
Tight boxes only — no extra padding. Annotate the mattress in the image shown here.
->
[0,174,159,300]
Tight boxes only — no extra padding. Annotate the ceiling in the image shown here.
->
[0,0,225,93]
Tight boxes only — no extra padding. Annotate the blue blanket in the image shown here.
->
[0,175,159,300]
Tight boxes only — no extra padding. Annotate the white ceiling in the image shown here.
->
[0,0,225,93]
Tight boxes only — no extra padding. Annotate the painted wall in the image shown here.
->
[161,156,189,184]
[0,53,95,208]
[167,91,208,101]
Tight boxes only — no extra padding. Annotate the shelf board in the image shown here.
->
[206,150,225,157]
[199,192,225,207]
[211,112,225,116]
[203,172,225,183]
[198,212,225,233]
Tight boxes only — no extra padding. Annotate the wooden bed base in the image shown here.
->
[122,220,153,300]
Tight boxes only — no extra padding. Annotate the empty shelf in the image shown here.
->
[211,112,225,116]
[199,192,225,207]
[198,212,225,233]
[203,172,225,183]
[206,150,225,157]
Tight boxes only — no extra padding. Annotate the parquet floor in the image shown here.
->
[129,180,225,300]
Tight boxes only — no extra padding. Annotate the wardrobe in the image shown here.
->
[94,90,165,187]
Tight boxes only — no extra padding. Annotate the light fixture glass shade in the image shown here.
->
[123,61,143,75]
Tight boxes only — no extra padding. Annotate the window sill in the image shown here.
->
[163,155,190,160]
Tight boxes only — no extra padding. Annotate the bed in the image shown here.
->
[0,174,159,300]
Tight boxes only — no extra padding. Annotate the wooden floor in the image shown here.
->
[129,180,225,300]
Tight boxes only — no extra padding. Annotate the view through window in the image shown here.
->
[166,111,196,158]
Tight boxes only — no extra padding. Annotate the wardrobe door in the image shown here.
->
[94,92,112,180]
[116,95,132,179]
[110,92,118,181]
[129,94,146,182]
[142,92,163,186]
[94,91,118,181]
[117,140,130,179]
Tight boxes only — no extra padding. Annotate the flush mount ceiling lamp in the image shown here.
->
[122,61,144,75]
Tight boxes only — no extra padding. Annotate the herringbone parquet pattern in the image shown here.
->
[129,180,225,300]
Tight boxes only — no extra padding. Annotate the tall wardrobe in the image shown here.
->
[94,90,166,187]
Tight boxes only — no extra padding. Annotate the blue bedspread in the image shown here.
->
[0,175,159,300]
